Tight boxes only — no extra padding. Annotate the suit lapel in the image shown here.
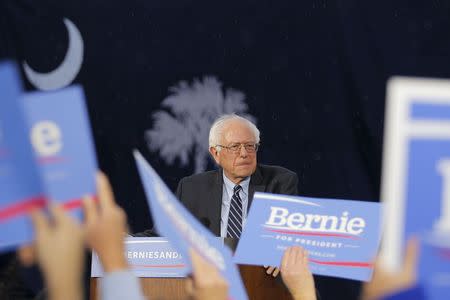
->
[209,166,265,235]
[248,165,266,210]
[208,169,223,236]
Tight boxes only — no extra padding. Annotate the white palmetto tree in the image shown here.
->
[145,76,256,173]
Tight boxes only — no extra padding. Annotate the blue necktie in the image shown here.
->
[227,185,243,239]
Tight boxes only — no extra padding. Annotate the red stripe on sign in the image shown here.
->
[0,196,47,221]
[0,148,10,158]
[38,156,67,164]
[131,264,186,268]
[62,195,98,211]
[309,258,373,268]
[266,228,360,240]
[438,249,450,260]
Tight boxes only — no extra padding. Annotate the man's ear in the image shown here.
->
[209,147,220,164]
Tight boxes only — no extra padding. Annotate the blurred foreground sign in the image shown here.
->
[381,77,450,300]
[0,61,45,252]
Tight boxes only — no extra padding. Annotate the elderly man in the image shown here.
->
[176,114,299,238]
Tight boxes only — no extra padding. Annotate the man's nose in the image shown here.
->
[239,144,248,157]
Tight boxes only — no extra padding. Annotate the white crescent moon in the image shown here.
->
[23,18,84,91]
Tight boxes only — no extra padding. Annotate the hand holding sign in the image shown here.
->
[18,205,84,300]
[186,249,229,300]
[280,246,316,300]
[83,172,128,273]
[361,238,419,300]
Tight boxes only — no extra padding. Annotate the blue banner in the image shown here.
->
[0,61,45,252]
[234,192,381,281]
[382,77,450,300]
[133,150,248,300]
[22,86,98,219]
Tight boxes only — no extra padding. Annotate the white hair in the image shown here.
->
[208,114,260,148]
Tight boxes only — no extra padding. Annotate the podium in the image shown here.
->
[90,237,293,299]
[90,264,293,300]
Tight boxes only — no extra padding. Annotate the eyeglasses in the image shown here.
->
[215,143,260,153]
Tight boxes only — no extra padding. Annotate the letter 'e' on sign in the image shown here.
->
[31,120,63,156]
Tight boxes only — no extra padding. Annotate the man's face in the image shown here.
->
[209,120,258,184]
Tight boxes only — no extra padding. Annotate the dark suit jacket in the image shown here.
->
[176,164,298,236]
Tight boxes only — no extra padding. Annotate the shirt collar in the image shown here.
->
[223,173,250,198]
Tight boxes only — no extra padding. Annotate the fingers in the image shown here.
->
[190,249,202,276]
[84,170,116,221]
[293,246,305,267]
[190,248,227,288]
[189,249,229,300]
[288,246,297,266]
[82,170,114,223]
[281,246,309,271]
[17,245,35,266]
[266,266,280,276]
[302,248,309,266]
[281,248,289,271]
[48,203,73,227]
[403,237,419,275]
[281,246,297,270]
[82,194,97,223]
[294,246,302,261]
[185,278,194,296]
[190,249,214,279]
[31,209,50,237]
[97,171,115,208]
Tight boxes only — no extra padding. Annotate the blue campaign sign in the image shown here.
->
[91,237,188,278]
[234,192,381,281]
[21,86,98,219]
[406,139,450,236]
[133,150,248,300]
[381,77,450,299]
[0,61,46,252]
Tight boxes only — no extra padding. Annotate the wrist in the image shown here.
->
[289,289,317,300]
[47,276,83,300]
[99,250,128,272]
